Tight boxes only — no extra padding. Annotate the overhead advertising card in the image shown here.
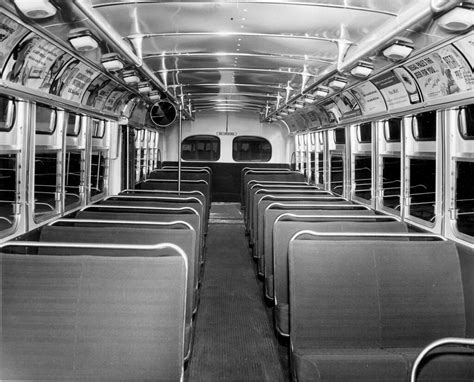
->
[0,16,29,75]
[59,62,99,102]
[404,45,473,100]
[321,99,342,124]
[453,33,474,70]
[3,34,66,91]
[370,68,421,110]
[334,90,361,120]
[103,89,126,112]
[83,75,117,110]
[351,81,387,116]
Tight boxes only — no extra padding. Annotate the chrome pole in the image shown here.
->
[178,105,183,194]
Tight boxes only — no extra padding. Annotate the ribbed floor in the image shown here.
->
[187,204,288,381]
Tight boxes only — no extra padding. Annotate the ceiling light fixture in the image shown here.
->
[138,82,151,94]
[280,111,288,116]
[287,107,296,113]
[13,0,56,19]
[304,95,316,104]
[148,91,161,100]
[314,86,330,98]
[101,53,124,72]
[295,102,304,109]
[122,70,140,85]
[328,76,347,90]
[382,37,414,61]
[437,4,473,32]
[350,61,374,78]
[68,28,99,52]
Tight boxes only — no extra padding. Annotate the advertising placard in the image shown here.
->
[351,81,387,116]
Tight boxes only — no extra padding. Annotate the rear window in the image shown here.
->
[182,135,220,161]
[232,136,272,162]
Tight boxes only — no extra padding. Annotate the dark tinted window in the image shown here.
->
[0,96,15,132]
[36,104,56,135]
[334,128,345,144]
[91,119,105,138]
[413,111,436,141]
[459,104,474,140]
[182,135,220,161]
[357,123,371,143]
[455,160,474,237]
[232,136,271,162]
[384,118,401,142]
[409,158,436,222]
[66,113,81,137]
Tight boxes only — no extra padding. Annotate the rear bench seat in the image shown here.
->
[273,219,408,338]
[0,241,187,381]
[289,236,473,382]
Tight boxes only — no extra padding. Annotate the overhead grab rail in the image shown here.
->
[410,337,474,382]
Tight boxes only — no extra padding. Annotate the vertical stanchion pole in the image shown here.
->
[178,105,183,194]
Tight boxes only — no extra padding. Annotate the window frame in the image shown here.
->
[232,135,272,163]
[181,134,221,162]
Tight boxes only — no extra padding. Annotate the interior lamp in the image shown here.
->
[13,0,56,19]
[304,95,315,104]
[314,86,330,98]
[382,38,414,61]
[276,115,283,120]
[328,76,347,90]
[437,4,473,32]
[138,82,151,94]
[68,28,99,52]
[101,53,124,72]
[350,61,374,78]
[295,101,304,109]
[280,110,288,116]
[122,70,140,85]
[148,91,161,100]
[287,107,296,113]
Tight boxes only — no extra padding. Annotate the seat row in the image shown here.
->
[0,167,211,381]
[241,167,473,382]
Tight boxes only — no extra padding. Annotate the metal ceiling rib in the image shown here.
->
[89,0,444,114]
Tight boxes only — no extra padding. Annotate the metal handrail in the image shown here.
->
[267,202,371,211]
[82,205,199,215]
[277,213,401,224]
[121,189,205,198]
[49,219,194,231]
[290,230,446,242]
[103,195,203,206]
[410,337,474,382]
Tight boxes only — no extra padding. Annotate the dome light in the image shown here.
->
[13,0,56,19]
[138,82,151,94]
[68,28,99,52]
[328,76,347,90]
[437,5,473,32]
[122,70,140,85]
[148,91,161,101]
[314,86,330,98]
[101,53,124,72]
[382,37,414,61]
[350,61,374,78]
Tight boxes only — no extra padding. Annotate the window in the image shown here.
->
[90,151,107,198]
[64,150,83,211]
[412,111,436,141]
[381,157,401,211]
[182,135,220,161]
[36,104,57,135]
[330,155,344,195]
[354,155,371,201]
[317,152,324,185]
[455,161,474,237]
[409,158,436,222]
[91,119,105,138]
[233,136,271,162]
[0,96,15,132]
[334,128,345,145]
[34,151,60,221]
[0,154,17,233]
[357,122,371,143]
[66,113,81,137]
[459,104,474,140]
[384,118,401,142]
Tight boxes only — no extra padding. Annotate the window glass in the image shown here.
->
[0,154,17,233]
[317,152,324,185]
[459,104,474,140]
[330,155,343,195]
[91,119,105,138]
[354,155,371,200]
[310,151,315,182]
[34,151,59,221]
[64,150,83,211]
[384,118,401,142]
[381,156,401,211]
[455,161,474,237]
[233,136,271,162]
[0,96,15,132]
[334,128,345,144]
[90,151,107,198]
[135,131,142,182]
[36,104,56,135]
[409,158,436,222]
[413,111,436,141]
[182,135,220,161]
[66,113,81,137]
[357,123,371,143]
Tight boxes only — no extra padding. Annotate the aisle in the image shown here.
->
[186,203,288,381]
